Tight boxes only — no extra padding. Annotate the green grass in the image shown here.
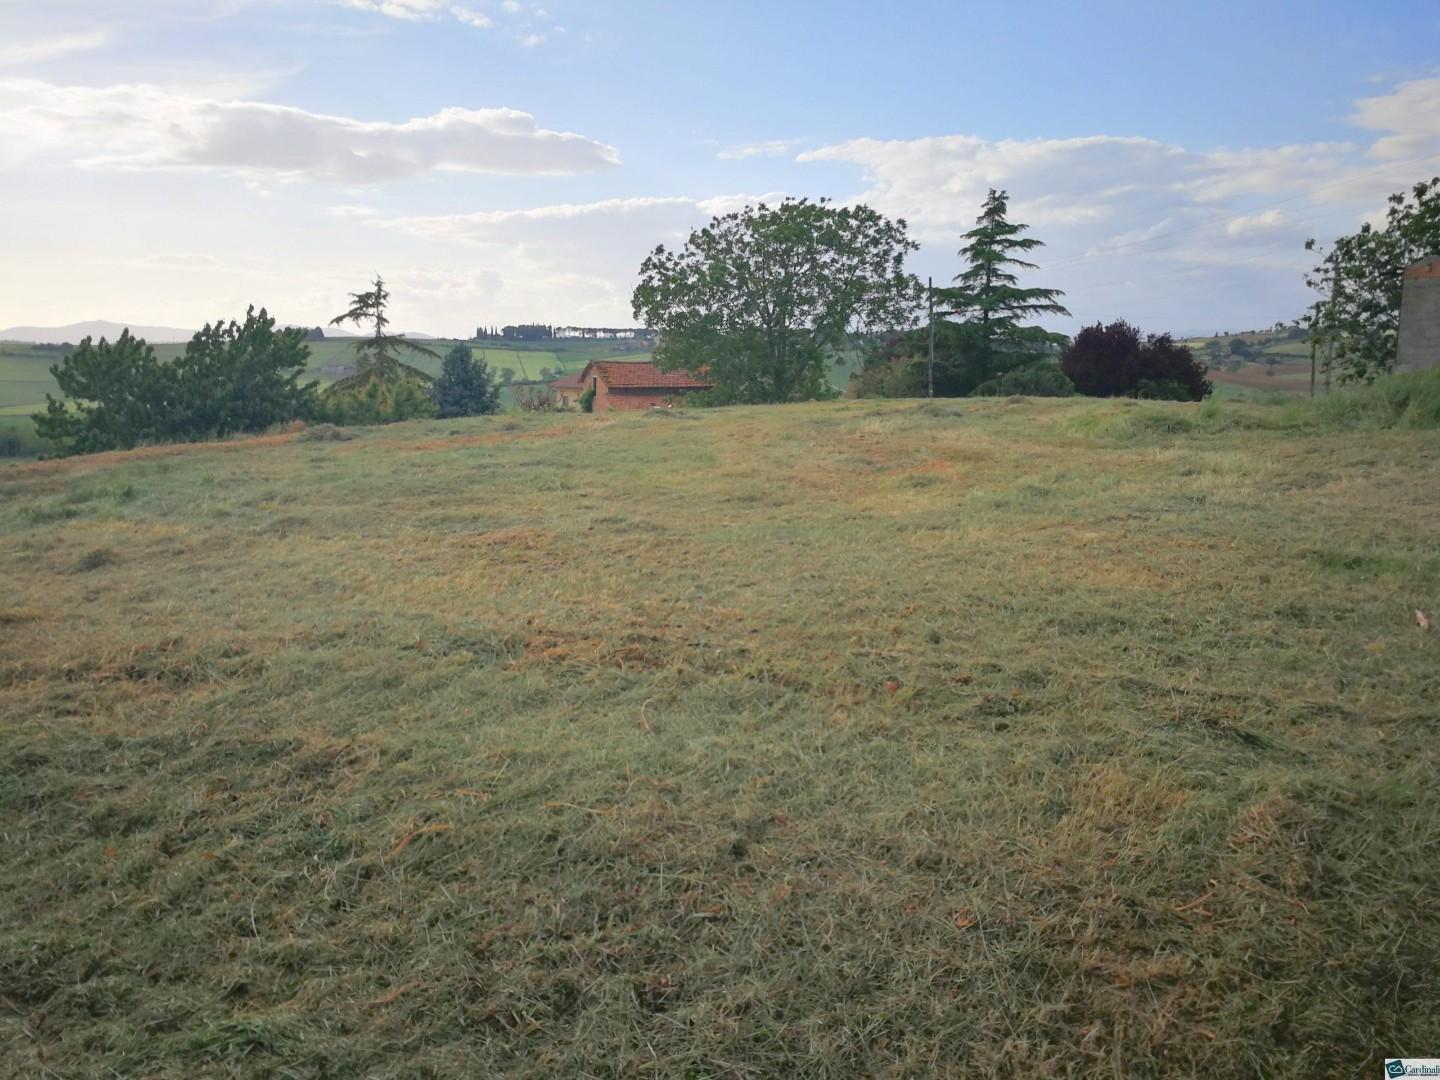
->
[2,392,1439,1076]
[0,337,655,438]
[0,346,66,419]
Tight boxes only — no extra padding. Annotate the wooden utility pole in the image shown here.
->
[1309,339,1316,399]
[927,277,935,399]
[1324,274,1338,395]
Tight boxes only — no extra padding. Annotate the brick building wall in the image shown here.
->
[592,380,690,412]
[581,360,713,413]
[1398,256,1440,372]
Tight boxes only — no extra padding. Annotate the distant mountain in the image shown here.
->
[0,320,197,344]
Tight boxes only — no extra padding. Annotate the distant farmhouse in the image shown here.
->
[549,369,586,408]
[571,360,712,412]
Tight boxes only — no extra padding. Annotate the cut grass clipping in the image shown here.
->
[2,380,1439,1076]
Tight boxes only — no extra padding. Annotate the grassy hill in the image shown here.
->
[1181,329,1320,401]
[2,392,1439,1075]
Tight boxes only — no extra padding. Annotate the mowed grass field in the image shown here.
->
[2,392,1439,1076]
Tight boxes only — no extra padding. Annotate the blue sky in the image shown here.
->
[2,0,1439,337]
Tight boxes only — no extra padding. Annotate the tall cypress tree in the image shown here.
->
[935,189,1070,373]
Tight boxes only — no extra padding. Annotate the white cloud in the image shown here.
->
[1224,209,1289,236]
[0,78,621,182]
[1351,72,1440,161]
[796,116,1437,331]
[799,134,1197,240]
[333,0,448,19]
[365,193,788,325]
[1179,143,1354,202]
[450,6,493,28]
[717,139,802,161]
[372,192,787,244]
[329,0,542,34]
[0,29,111,67]
[135,252,226,270]
[377,195,695,237]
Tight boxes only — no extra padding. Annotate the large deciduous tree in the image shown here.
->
[631,197,922,404]
[1305,176,1440,383]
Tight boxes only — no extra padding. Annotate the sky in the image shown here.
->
[2,0,1439,338]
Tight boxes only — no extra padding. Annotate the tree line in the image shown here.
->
[38,175,1433,456]
[634,190,1210,404]
[36,281,500,456]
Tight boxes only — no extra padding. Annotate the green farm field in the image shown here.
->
[3,381,1439,1076]
[0,337,658,453]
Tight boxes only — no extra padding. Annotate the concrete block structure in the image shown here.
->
[1397,256,1440,372]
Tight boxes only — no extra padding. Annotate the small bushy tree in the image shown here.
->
[973,361,1075,397]
[171,308,317,437]
[35,331,173,454]
[1062,320,1211,401]
[35,309,317,456]
[431,344,500,418]
[322,377,436,425]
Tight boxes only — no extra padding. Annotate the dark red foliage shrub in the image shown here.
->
[1062,320,1211,401]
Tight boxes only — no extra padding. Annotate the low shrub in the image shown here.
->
[974,362,1075,397]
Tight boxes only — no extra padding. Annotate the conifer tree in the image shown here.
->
[934,189,1070,371]
[328,276,437,382]
[323,276,438,422]
[431,344,501,417]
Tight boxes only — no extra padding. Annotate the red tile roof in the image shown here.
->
[549,370,586,390]
[586,360,713,390]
